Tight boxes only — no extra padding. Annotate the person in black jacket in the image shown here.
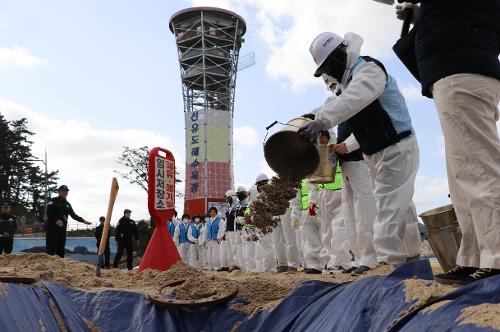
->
[95,216,111,268]
[0,203,17,254]
[397,1,500,285]
[112,209,139,270]
[46,185,91,258]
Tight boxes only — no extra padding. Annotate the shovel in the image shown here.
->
[96,178,119,277]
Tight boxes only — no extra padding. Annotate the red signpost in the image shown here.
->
[137,147,181,273]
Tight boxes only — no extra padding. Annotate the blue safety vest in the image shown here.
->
[189,223,200,240]
[168,220,175,238]
[206,217,220,241]
[178,223,189,244]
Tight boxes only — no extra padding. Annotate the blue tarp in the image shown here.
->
[0,259,498,331]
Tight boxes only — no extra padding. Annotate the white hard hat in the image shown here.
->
[236,185,247,194]
[255,173,269,184]
[309,32,344,77]
[225,189,236,197]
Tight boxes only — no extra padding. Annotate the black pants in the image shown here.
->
[113,240,133,270]
[97,242,111,268]
[46,229,66,258]
[0,237,13,254]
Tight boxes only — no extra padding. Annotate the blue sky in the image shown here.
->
[0,0,455,227]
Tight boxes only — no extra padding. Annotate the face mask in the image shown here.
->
[182,218,189,224]
[325,44,348,84]
[227,197,233,205]
[237,194,246,201]
[322,74,338,92]
[204,218,209,223]
[194,218,200,223]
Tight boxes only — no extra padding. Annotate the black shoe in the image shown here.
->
[342,266,357,274]
[406,254,421,262]
[304,268,322,274]
[217,267,230,272]
[351,265,371,276]
[232,266,241,271]
[277,266,288,273]
[434,266,478,285]
[456,268,500,285]
[287,266,298,272]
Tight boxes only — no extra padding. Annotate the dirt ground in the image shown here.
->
[0,253,393,316]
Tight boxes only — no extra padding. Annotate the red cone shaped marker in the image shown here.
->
[137,147,181,273]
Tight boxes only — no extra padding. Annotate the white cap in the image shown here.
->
[255,173,269,184]
[236,185,247,194]
[225,189,236,197]
[309,32,344,77]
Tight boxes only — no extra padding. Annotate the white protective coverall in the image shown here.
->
[187,222,202,268]
[241,187,258,272]
[197,221,209,270]
[299,180,324,271]
[224,193,242,268]
[312,32,421,265]
[272,207,300,269]
[206,216,226,270]
[290,193,306,268]
[174,221,191,263]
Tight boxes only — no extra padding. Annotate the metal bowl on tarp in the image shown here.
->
[419,204,462,273]
[308,144,337,184]
[264,117,320,180]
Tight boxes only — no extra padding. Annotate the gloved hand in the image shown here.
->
[290,216,301,230]
[309,203,317,217]
[297,119,327,143]
[395,2,420,24]
[301,113,315,120]
[236,216,245,225]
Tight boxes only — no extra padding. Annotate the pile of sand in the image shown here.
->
[456,303,500,330]
[0,253,394,316]
[403,278,456,306]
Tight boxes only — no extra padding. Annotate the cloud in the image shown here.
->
[234,125,259,147]
[413,175,450,214]
[187,0,401,89]
[0,45,48,69]
[401,82,425,101]
[0,97,183,228]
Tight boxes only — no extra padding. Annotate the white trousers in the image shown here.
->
[318,189,352,269]
[342,160,378,268]
[257,233,276,272]
[227,231,243,268]
[242,228,257,272]
[364,136,422,265]
[207,241,221,270]
[199,244,209,270]
[298,211,308,267]
[189,244,200,268]
[302,210,323,271]
[272,222,288,267]
[178,242,191,264]
[219,239,229,269]
[433,73,500,269]
[273,208,300,268]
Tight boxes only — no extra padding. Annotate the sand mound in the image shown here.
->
[0,253,393,315]
[456,303,500,330]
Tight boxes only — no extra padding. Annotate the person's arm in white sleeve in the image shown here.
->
[199,226,206,246]
[173,225,180,246]
[344,133,360,153]
[187,225,197,243]
[316,62,387,129]
[218,218,226,241]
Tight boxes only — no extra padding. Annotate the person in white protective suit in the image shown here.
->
[205,207,228,271]
[252,174,278,272]
[289,194,305,269]
[173,214,192,264]
[235,186,257,272]
[313,130,354,274]
[222,189,242,271]
[299,32,421,267]
[187,215,203,268]
[198,216,209,270]
[334,120,379,276]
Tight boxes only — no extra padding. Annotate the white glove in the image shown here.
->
[236,217,245,225]
[290,217,301,230]
[395,3,420,25]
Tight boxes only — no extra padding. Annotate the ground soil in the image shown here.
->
[0,253,392,316]
[456,303,500,330]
